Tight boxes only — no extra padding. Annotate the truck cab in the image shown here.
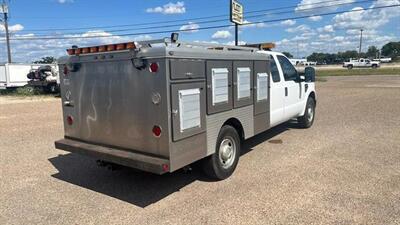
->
[258,51,316,127]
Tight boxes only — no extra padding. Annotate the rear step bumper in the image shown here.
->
[55,138,170,174]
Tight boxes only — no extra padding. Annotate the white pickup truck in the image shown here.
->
[55,38,317,180]
[343,58,380,69]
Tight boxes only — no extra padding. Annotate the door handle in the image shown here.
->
[285,87,288,97]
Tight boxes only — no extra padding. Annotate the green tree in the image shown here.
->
[33,56,57,64]
[366,46,378,58]
[282,52,293,58]
[338,50,358,61]
[381,42,400,58]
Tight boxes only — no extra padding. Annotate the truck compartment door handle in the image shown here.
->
[285,87,288,97]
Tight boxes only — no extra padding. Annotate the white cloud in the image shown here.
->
[146,2,186,14]
[281,19,296,26]
[212,30,232,39]
[318,34,331,40]
[57,0,74,3]
[0,24,24,33]
[241,20,267,29]
[286,24,312,33]
[224,41,247,46]
[317,25,334,33]
[179,22,199,33]
[333,0,400,30]
[308,16,322,21]
[292,35,311,41]
[295,0,355,13]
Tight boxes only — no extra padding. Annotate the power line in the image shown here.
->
[19,0,373,32]
[15,0,376,38]
[7,4,399,41]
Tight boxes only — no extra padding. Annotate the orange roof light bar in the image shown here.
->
[81,48,89,54]
[90,47,98,53]
[66,41,137,55]
[116,43,126,50]
[98,46,106,52]
[107,44,116,51]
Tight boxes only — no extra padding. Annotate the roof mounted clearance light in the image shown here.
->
[66,42,136,56]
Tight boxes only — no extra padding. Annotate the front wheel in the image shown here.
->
[372,64,378,69]
[298,97,316,128]
[202,125,240,180]
[347,65,353,70]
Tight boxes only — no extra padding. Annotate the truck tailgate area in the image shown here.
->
[55,138,169,174]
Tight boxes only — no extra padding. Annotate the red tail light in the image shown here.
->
[162,164,169,172]
[63,65,69,75]
[152,125,162,137]
[67,116,74,125]
[149,63,159,73]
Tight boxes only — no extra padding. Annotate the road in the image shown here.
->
[1,75,400,225]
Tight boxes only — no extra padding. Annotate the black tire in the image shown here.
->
[46,83,58,93]
[372,64,378,69]
[202,125,241,180]
[298,97,316,128]
[347,65,353,70]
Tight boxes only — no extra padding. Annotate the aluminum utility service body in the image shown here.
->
[55,38,316,179]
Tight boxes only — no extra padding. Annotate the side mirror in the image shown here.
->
[304,67,315,82]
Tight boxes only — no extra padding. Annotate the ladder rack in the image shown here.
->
[135,38,259,53]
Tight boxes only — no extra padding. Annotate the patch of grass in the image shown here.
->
[315,77,327,82]
[317,67,400,77]
[0,86,47,96]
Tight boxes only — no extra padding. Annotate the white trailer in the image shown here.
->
[0,63,44,89]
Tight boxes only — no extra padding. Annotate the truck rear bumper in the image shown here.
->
[55,138,170,174]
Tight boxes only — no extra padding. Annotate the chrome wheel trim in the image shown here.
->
[307,104,314,122]
[218,137,236,169]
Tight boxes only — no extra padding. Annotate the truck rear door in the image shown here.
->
[276,55,303,120]
[269,56,285,127]
[61,55,170,158]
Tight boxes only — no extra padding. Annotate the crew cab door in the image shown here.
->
[269,55,286,127]
[276,55,303,120]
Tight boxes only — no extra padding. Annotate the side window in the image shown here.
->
[270,58,281,83]
[277,55,298,81]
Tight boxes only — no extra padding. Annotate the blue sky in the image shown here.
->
[0,0,399,62]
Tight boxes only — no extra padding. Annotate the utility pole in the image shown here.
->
[359,29,363,57]
[1,1,11,63]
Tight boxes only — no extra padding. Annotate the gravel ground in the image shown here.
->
[1,75,399,225]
